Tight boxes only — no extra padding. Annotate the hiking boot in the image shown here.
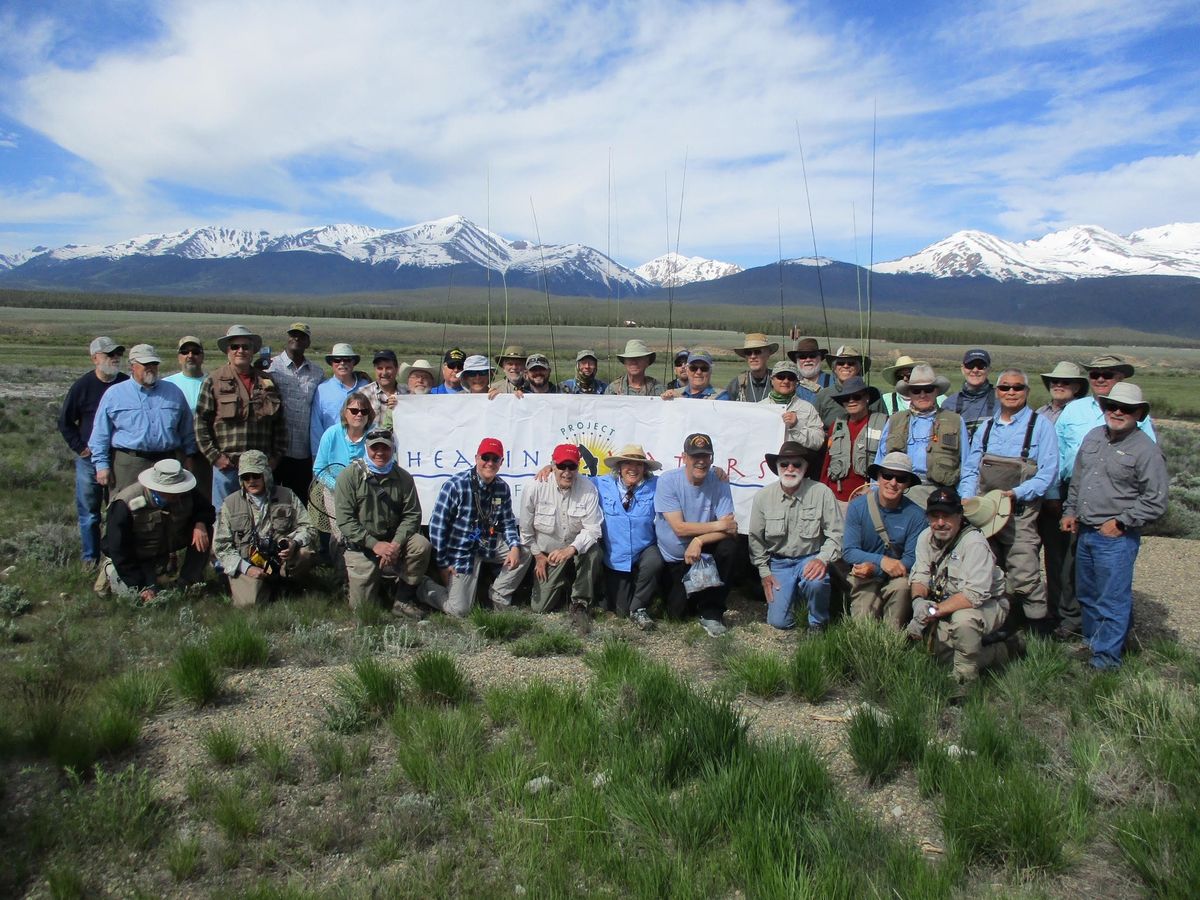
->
[392,598,424,620]
[1069,644,1094,662]
[630,608,655,631]
[699,617,728,638]
[570,602,592,635]
[807,622,828,635]
[1052,623,1081,643]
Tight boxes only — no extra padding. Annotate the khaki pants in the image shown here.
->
[989,498,1048,621]
[344,534,432,609]
[112,449,177,494]
[932,602,1008,684]
[228,548,315,608]
[530,544,601,613]
[434,540,532,618]
[848,574,912,630]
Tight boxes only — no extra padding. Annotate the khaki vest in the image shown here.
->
[825,412,888,482]
[114,483,195,560]
[220,487,300,557]
[885,408,964,486]
[609,374,661,396]
[210,363,281,423]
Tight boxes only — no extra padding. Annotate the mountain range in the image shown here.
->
[2,217,1199,334]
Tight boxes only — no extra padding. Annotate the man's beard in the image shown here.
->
[798,361,821,379]
[139,371,158,387]
[779,469,805,488]
[183,363,203,377]
[100,359,121,377]
[409,385,430,395]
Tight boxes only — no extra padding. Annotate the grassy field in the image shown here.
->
[1,310,1199,896]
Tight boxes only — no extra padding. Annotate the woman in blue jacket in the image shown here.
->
[595,444,664,629]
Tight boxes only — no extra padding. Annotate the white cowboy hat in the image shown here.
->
[963,490,1013,539]
[896,363,951,399]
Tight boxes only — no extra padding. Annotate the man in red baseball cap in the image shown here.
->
[517,443,603,631]
[427,437,531,617]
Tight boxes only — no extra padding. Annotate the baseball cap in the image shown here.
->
[478,437,504,458]
[366,429,394,448]
[90,336,124,355]
[287,322,312,336]
[552,444,581,465]
[575,349,598,363]
[771,360,800,377]
[962,348,991,367]
[686,351,714,368]
[926,487,964,514]
[443,348,466,367]
[526,353,551,371]
[128,344,162,365]
[373,349,398,365]
[177,335,203,352]
[238,450,269,476]
[683,433,714,456]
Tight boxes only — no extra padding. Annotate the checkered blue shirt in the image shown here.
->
[429,468,522,573]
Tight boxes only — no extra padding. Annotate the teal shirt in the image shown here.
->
[163,372,205,412]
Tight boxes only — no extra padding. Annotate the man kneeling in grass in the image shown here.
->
[908,487,1020,701]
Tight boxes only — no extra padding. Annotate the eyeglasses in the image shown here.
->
[1089,370,1116,381]
[877,471,905,483]
[331,357,353,364]
[346,408,369,416]
[996,383,1028,392]
[228,343,253,352]
[480,454,502,464]
[777,460,805,470]
[772,373,798,382]
[908,385,937,395]
[688,365,710,373]
[555,462,578,471]
[964,362,989,371]
[839,392,868,403]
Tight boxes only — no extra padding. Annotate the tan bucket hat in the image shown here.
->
[617,339,656,365]
[495,345,527,365]
[733,332,779,357]
[896,363,951,398]
[137,459,196,494]
[604,443,662,471]
[1040,361,1089,392]
[881,355,924,386]
[963,490,1012,539]
[866,451,921,486]
[217,325,263,353]
[1085,354,1135,378]
[827,345,871,372]
[1098,382,1151,420]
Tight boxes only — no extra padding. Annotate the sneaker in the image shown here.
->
[807,622,828,634]
[1069,644,1093,662]
[570,602,592,635]
[699,617,728,638]
[630,609,656,631]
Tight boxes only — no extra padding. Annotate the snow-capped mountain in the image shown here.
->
[634,253,742,287]
[874,223,1200,283]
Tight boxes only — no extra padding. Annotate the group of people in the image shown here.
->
[57,324,1167,686]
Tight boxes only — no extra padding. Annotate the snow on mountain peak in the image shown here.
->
[634,253,743,286]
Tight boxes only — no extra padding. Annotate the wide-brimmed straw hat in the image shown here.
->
[217,325,263,353]
[733,332,779,357]
[1098,382,1151,420]
[325,342,360,364]
[617,339,656,365]
[407,359,436,378]
[1040,361,1089,393]
[137,459,196,494]
[896,363,951,398]
[830,375,881,405]
[827,345,872,372]
[495,345,527,365]
[765,440,819,475]
[787,337,827,362]
[604,443,662,471]
[881,355,924,386]
[866,451,921,486]
[963,490,1013,539]
[1085,354,1135,378]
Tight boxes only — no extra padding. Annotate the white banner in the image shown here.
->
[389,394,785,529]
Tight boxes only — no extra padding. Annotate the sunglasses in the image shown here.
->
[180,347,204,355]
[877,471,906,483]
[1048,379,1077,387]
[777,460,806,470]
[1089,370,1116,381]
[772,373,798,382]
[674,357,689,366]
[996,383,1028,392]
[365,430,392,442]
[833,359,858,366]
[228,343,253,352]
[964,362,989,371]
[838,392,868,403]
[688,364,710,373]
[1103,403,1139,416]
[908,385,937,395]
[331,357,353,364]
[480,454,502,463]
[894,370,913,380]
[744,348,766,356]
[555,462,578,471]
[445,362,464,370]
[346,408,369,416]
[793,352,821,360]
[239,472,264,481]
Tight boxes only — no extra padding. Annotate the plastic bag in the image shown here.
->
[682,553,724,595]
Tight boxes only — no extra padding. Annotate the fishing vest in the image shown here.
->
[976,412,1040,494]
[220,487,301,557]
[114,483,195,561]
[609,374,661,396]
[210,363,281,423]
[825,412,889,482]
[733,372,770,403]
[885,408,964,487]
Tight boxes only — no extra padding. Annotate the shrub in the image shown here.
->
[725,648,788,698]
[0,584,31,616]
[201,724,244,767]
[208,619,270,669]
[409,651,472,706]
[510,629,583,658]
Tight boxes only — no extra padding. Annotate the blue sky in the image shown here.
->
[1,0,1197,268]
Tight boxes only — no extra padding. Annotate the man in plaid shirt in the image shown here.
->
[429,437,531,617]
[196,325,288,509]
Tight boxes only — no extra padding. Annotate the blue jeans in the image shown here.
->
[212,465,240,511]
[74,456,105,562]
[1076,526,1140,669]
[766,555,830,630]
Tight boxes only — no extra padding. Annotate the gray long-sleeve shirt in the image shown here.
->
[748,480,843,577]
[1064,426,1168,530]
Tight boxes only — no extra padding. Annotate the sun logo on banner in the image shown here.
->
[557,416,619,477]
[575,437,617,477]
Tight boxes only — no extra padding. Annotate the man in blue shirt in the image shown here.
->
[660,351,729,400]
[654,433,737,636]
[959,368,1058,630]
[309,342,371,456]
[842,452,928,630]
[430,348,467,394]
[90,344,197,493]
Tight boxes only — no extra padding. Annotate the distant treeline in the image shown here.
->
[0,287,1180,348]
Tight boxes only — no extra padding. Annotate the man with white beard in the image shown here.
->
[405,359,438,395]
[749,441,843,632]
[89,344,198,493]
[58,336,129,567]
[787,337,832,404]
